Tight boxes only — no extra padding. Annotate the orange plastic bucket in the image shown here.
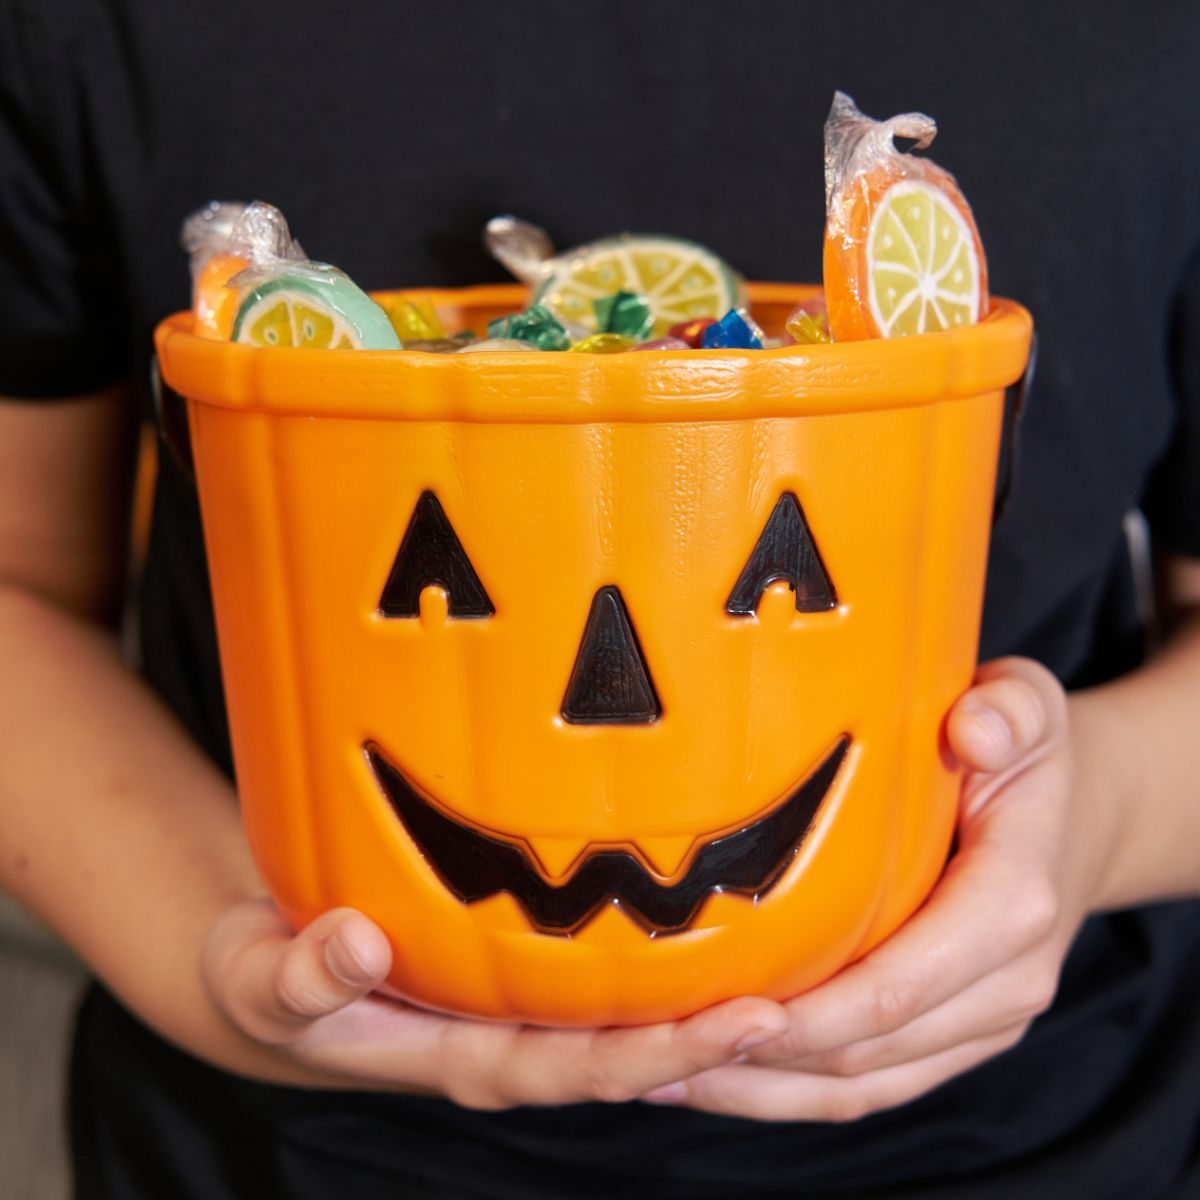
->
[155,283,1032,1026]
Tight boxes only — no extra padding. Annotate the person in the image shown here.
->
[2,3,1199,1197]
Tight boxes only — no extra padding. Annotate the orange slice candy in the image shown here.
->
[192,251,249,339]
[822,92,988,342]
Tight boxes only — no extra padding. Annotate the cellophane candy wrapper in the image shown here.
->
[821,91,989,342]
[181,200,305,338]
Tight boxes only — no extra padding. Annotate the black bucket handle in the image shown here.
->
[150,357,194,480]
[992,332,1037,526]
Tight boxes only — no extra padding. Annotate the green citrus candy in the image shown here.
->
[231,265,401,350]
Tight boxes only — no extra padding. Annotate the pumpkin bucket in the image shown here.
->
[155,283,1032,1026]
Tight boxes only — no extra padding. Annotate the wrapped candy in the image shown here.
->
[569,334,636,354]
[404,332,478,353]
[486,216,745,339]
[183,199,399,351]
[785,308,832,345]
[668,318,717,348]
[822,91,988,341]
[487,305,572,351]
[228,260,401,350]
[701,308,766,350]
[484,215,556,284]
[593,291,654,341]
[383,296,446,343]
[457,338,542,353]
[181,200,305,339]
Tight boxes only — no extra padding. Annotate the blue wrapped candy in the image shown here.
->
[701,307,766,350]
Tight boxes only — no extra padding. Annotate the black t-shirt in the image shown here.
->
[4,3,1200,1198]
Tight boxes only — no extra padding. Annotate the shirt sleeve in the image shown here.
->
[0,1,131,399]
[1142,244,1200,559]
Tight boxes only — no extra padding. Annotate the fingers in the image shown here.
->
[281,987,790,1110]
[647,1026,1028,1121]
[748,954,1056,1076]
[203,899,791,1108]
[427,995,790,1111]
[724,656,1073,1097]
[204,900,392,1045]
[741,828,1058,1067]
[947,657,1067,776]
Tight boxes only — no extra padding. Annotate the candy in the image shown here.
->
[485,215,556,285]
[785,310,832,344]
[593,291,654,341]
[668,318,717,348]
[182,202,292,339]
[633,337,691,351]
[822,91,988,341]
[227,200,306,263]
[534,234,744,338]
[456,338,543,353]
[384,296,446,344]
[487,305,571,351]
[569,333,636,354]
[486,219,747,339]
[404,333,477,353]
[183,200,309,340]
[230,262,401,350]
[191,252,249,339]
[700,308,766,350]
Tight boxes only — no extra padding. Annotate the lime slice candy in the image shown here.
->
[866,181,982,337]
[529,233,745,339]
[231,263,401,350]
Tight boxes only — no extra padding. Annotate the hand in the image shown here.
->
[644,657,1109,1121]
[202,898,789,1108]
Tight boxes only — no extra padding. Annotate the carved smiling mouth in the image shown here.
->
[366,737,851,936]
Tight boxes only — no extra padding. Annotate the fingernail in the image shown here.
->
[325,928,376,986]
[735,1026,784,1055]
[643,1082,687,1104]
[965,705,1012,759]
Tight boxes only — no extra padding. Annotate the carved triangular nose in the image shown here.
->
[561,586,661,725]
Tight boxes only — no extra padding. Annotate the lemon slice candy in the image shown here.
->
[231,266,400,350]
[531,234,745,339]
[866,181,982,338]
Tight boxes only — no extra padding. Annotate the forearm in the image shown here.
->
[1073,608,1200,910]
[0,583,325,1084]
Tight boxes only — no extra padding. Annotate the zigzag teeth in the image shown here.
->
[630,835,696,879]
[367,737,850,938]
[523,835,592,880]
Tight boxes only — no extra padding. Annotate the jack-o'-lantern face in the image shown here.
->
[365,489,850,937]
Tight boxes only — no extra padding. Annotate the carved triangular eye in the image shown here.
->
[379,491,495,618]
[726,493,836,616]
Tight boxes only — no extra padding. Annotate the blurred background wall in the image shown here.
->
[0,896,84,1199]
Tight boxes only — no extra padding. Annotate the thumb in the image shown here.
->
[947,657,1067,776]
[204,900,393,1046]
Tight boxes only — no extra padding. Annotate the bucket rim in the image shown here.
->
[155,282,1033,423]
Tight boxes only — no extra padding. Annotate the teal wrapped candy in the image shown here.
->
[593,290,654,341]
[487,305,571,351]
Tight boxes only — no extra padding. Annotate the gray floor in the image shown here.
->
[0,895,85,1200]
